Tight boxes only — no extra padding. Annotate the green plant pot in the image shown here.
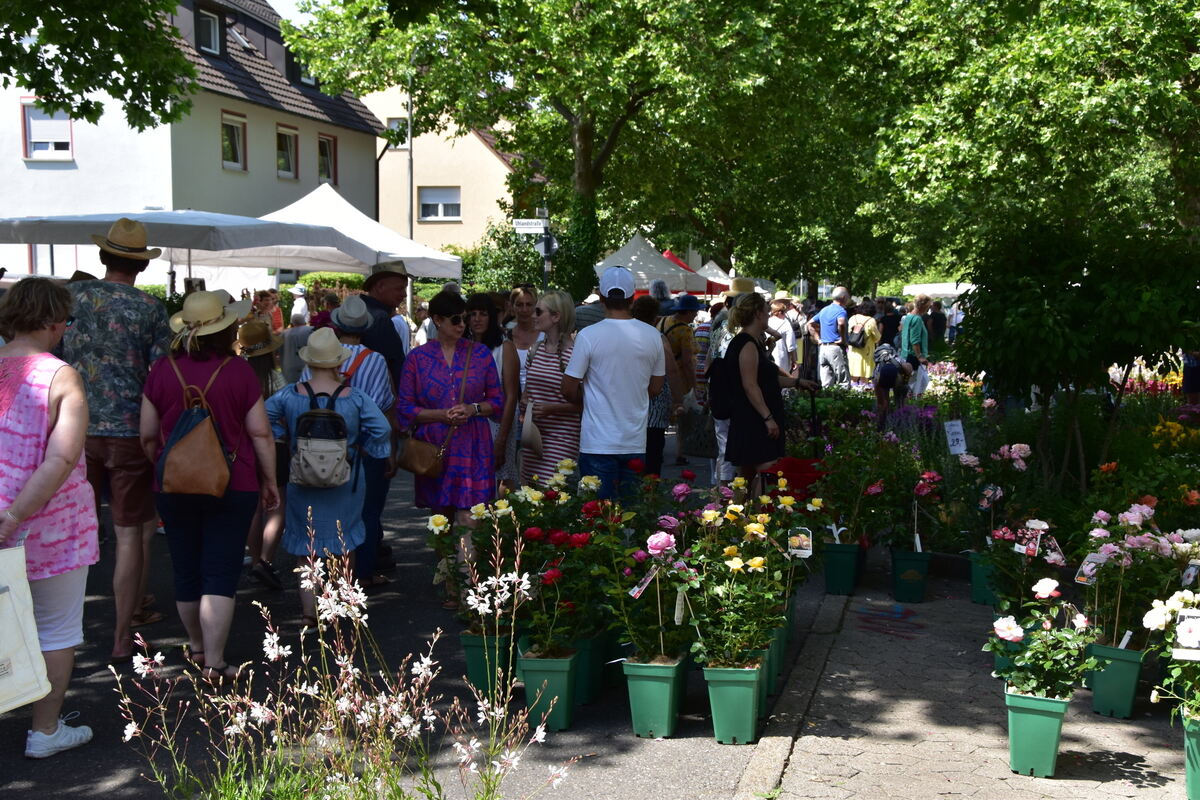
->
[460,631,511,701]
[514,630,532,684]
[969,552,997,606]
[704,663,761,744]
[772,625,789,683]
[890,549,932,604]
[1005,689,1070,777]
[1185,716,1200,800]
[623,657,687,738]
[749,648,770,717]
[1090,644,1145,719]
[571,634,607,705]
[519,651,578,731]
[823,543,859,595]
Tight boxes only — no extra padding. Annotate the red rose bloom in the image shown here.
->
[681,469,697,481]
[548,529,569,546]
[628,458,645,473]
[569,532,591,548]
[864,480,884,496]
[541,568,563,586]
[523,526,545,541]
[582,500,602,518]
[544,489,559,501]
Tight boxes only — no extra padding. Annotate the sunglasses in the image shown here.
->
[441,314,465,326]
[533,307,551,316]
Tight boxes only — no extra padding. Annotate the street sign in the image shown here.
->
[534,234,559,257]
[513,218,548,234]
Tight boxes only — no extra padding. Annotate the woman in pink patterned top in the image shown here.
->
[0,278,98,758]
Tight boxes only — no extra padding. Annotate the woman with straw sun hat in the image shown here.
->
[140,291,280,684]
[265,327,390,626]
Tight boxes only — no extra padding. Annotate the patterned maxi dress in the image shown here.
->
[396,339,504,509]
[0,353,98,581]
[520,341,581,485]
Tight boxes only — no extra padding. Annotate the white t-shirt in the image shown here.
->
[768,315,795,371]
[291,296,309,323]
[565,318,667,454]
[391,314,412,355]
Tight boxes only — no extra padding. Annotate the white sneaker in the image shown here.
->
[24,712,93,758]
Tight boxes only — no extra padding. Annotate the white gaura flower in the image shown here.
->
[530,723,547,743]
[122,722,139,742]
[296,559,325,591]
[262,631,292,662]
[547,764,569,788]
[411,654,436,680]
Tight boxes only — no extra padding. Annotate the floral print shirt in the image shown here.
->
[61,280,171,437]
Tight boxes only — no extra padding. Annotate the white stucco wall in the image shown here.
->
[0,87,173,277]
[170,92,377,219]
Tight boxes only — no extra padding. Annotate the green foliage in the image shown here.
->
[138,285,184,316]
[557,196,601,301]
[1147,590,1200,721]
[458,221,545,293]
[1,1,197,130]
[293,272,365,292]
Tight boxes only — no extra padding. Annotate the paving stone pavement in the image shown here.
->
[777,550,1187,800]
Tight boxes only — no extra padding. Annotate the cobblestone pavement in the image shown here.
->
[778,550,1186,800]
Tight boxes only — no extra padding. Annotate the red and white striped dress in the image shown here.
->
[520,341,581,486]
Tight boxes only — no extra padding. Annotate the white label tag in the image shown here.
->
[0,658,11,678]
[628,565,659,599]
[1118,630,1133,649]
[944,420,967,455]
[674,587,686,625]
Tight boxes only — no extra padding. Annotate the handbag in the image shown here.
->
[398,345,473,478]
[156,356,234,497]
[0,539,51,714]
[519,339,545,457]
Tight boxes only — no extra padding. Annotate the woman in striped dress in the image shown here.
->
[520,290,582,485]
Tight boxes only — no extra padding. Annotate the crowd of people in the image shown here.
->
[0,217,958,757]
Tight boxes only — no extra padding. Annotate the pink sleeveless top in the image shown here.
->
[0,353,99,580]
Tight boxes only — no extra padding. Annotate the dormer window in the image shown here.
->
[299,64,317,87]
[197,9,221,55]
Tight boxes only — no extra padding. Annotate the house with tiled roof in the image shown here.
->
[0,0,381,286]
[362,87,522,252]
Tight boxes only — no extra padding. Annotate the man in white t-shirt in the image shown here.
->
[289,284,309,323]
[563,266,666,499]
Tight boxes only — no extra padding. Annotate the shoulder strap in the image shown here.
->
[664,322,688,337]
[300,381,319,409]
[328,382,351,411]
[343,348,374,380]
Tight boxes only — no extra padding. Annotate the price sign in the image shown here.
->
[944,419,967,455]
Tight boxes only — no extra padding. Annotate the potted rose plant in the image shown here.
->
[983,578,1104,777]
[1144,589,1200,799]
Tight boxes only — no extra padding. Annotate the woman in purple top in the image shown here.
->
[395,291,503,525]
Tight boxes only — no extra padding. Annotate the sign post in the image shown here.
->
[534,233,559,292]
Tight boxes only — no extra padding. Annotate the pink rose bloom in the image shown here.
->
[646,532,676,557]
[718,485,734,500]
[658,515,680,531]
[1092,510,1112,524]
[1170,533,1185,544]
[1032,578,1061,599]
[983,398,997,409]
[1012,458,1027,472]
[1117,510,1144,528]
[993,615,1024,643]
[959,453,980,468]
[623,567,633,576]
[1042,619,1053,630]
[1098,543,1121,559]
[1073,613,1089,629]
[1011,443,1032,459]
[914,482,933,497]
[1130,503,1155,519]
[1089,528,1110,539]
[672,483,692,502]
[996,444,1010,459]
[633,550,649,563]
[1045,551,1065,567]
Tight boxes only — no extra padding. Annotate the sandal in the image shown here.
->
[131,609,165,628]
[141,594,157,609]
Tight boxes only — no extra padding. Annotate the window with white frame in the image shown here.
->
[298,64,317,86]
[418,187,462,221]
[276,126,298,178]
[22,103,72,160]
[386,117,408,149]
[197,9,221,55]
[317,134,337,184]
[221,112,247,170]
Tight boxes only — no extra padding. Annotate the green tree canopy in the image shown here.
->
[1,0,197,130]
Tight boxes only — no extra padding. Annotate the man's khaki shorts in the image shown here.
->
[85,436,157,527]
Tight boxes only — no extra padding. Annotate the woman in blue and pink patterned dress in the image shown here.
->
[395,291,503,528]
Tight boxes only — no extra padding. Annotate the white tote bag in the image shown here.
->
[909,364,931,397]
[0,542,51,714]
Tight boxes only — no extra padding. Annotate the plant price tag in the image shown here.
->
[1074,553,1105,585]
[1172,608,1200,661]
[943,419,967,455]
[788,527,814,559]
[674,587,687,625]
[629,565,659,600]
[1013,529,1041,557]
[1184,560,1200,587]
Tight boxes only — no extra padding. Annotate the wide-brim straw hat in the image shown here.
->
[91,217,162,260]
[169,291,253,336]
[721,276,758,299]
[298,327,351,368]
[237,320,283,358]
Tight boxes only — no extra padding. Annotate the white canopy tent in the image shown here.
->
[696,260,732,286]
[161,185,461,279]
[903,281,976,299]
[595,232,707,293]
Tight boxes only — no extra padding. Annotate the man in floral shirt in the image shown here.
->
[60,218,171,664]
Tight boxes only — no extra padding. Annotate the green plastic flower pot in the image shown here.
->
[1005,689,1070,777]
[1089,644,1145,719]
[571,634,607,705]
[969,552,997,606]
[749,648,771,717]
[1184,716,1200,800]
[519,651,578,731]
[460,631,511,701]
[823,543,859,595]
[890,549,932,604]
[623,657,687,738]
[704,663,761,744]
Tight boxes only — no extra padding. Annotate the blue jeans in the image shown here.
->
[578,452,645,501]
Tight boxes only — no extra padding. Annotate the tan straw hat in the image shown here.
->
[237,320,283,358]
[721,276,758,299]
[298,327,351,368]
[169,290,253,336]
[91,217,162,260]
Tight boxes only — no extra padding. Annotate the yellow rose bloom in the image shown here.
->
[725,557,745,573]
[724,503,745,521]
[579,475,601,491]
[731,477,748,489]
[723,545,740,557]
[779,495,796,509]
[759,494,773,505]
[493,499,512,515]
[702,509,722,525]
[556,491,572,505]
[756,513,771,525]
[469,503,488,520]
[523,488,544,504]
[747,556,766,573]
[743,522,767,539]
[427,514,450,533]
[557,458,578,472]
[777,477,789,489]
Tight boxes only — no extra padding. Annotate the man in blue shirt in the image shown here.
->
[807,286,852,389]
